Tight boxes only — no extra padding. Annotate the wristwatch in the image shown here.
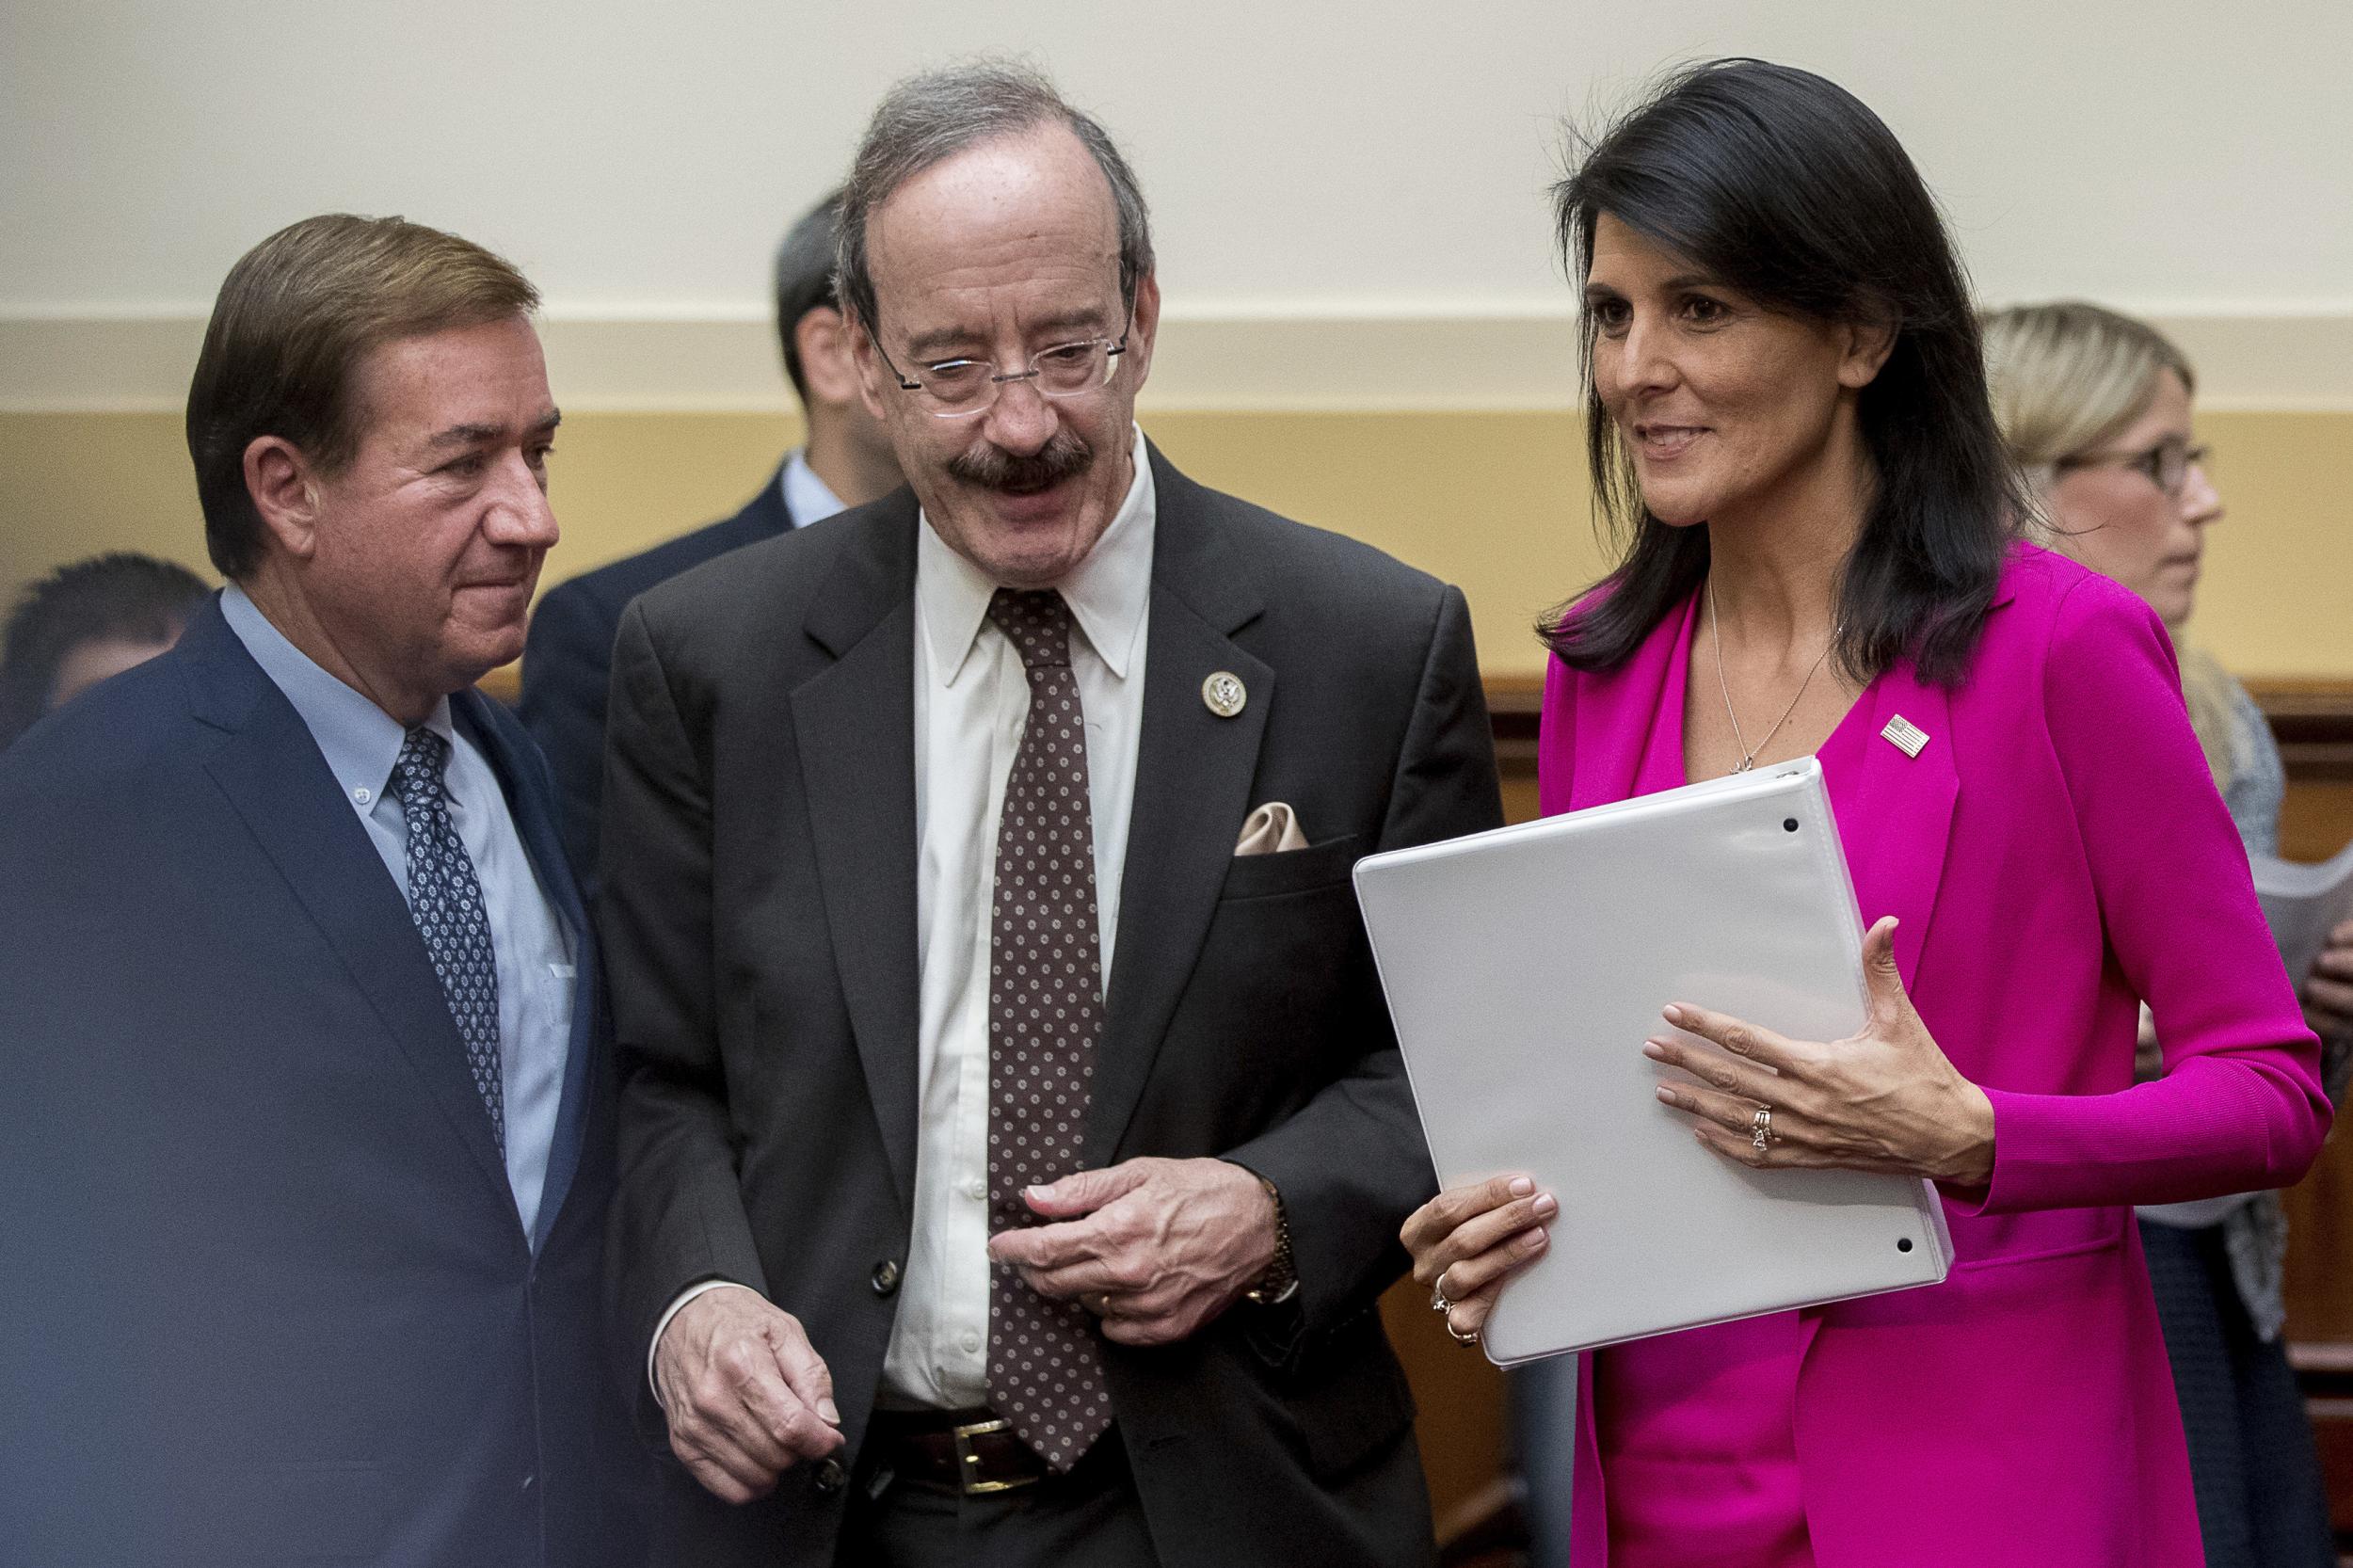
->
[1243,1174,1299,1305]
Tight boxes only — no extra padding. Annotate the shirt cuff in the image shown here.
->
[648,1278,759,1405]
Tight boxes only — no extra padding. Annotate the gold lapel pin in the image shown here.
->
[1202,671,1247,718]
[1881,714,1930,758]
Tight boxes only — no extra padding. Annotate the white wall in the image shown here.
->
[6,0,2350,407]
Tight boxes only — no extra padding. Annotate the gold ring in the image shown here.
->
[1430,1272,1455,1315]
[1444,1313,1481,1348]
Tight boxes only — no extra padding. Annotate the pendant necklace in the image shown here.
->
[1708,576,1841,775]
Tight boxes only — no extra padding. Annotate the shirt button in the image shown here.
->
[959,1330,982,1355]
[871,1258,902,1296]
[963,1178,986,1201]
[353,787,372,805]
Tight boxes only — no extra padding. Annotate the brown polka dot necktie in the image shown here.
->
[984,587,1113,1472]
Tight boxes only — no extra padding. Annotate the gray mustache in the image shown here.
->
[947,429,1094,494]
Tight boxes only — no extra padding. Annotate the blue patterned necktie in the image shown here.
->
[390,726,505,1154]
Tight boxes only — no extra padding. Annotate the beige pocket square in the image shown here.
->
[1234,801,1308,856]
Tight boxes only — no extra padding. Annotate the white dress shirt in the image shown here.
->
[648,430,1156,1403]
[220,584,578,1241]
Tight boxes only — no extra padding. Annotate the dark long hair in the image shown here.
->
[1542,59,2023,686]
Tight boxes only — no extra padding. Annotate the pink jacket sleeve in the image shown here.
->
[1975,574,2329,1213]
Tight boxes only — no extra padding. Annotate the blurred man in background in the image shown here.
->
[520,191,903,881]
[0,551,209,749]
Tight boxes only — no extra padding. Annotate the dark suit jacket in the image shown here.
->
[600,446,1504,1568]
[521,466,796,882]
[0,597,645,1567]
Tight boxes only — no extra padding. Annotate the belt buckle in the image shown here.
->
[951,1416,1037,1496]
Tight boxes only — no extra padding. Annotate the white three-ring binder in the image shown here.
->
[1353,759,1952,1366]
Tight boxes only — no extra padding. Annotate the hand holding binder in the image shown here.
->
[1644,915,1996,1186]
[1361,760,1957,1364]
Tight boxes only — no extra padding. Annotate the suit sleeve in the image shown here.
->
[1972,576,2330,1212]
[598,600,774,1393]
[1223,584,1504,1341]
[520,581,620,888]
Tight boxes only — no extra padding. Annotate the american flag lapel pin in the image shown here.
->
[1881,714,1930,758]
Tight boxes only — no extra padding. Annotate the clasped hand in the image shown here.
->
[987,1155,1278,1346]
[2302,918,2353,1041]
[653,1288,841,1505]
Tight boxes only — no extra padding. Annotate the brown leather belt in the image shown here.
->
[866,1408,1049,1495]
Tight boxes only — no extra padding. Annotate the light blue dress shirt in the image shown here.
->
[779,446,848,526]
[221,584,575,1241]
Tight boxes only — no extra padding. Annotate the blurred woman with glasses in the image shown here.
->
[1984,300,2348,1568]
[1400,61,2329,1568]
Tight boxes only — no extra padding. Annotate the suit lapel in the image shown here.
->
[1834,663,1958,990]
[1842,574,2018,987]
[1572,592,1700,808]
[456,691,597,1253]
[1088,455,1271,1163]
[181,606,514,1205]
[793,502,925,1206]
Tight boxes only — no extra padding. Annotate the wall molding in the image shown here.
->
[6,305,2353,414]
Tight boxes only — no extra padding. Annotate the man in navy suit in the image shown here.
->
[520,191,902,881]
[0,214,643,1565]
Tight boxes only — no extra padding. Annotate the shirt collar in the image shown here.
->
[780,447,849,527]
[916,425,1155,689]
[219,582,456,817]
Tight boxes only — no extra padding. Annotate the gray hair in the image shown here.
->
[834,59,1153,337]
[774,190,845,402]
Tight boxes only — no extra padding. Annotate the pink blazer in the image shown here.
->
[1545,546,2329,1567]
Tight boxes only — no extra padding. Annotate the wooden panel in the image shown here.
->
[1381,1276,1510,1531]
[2272,686,2353,1378]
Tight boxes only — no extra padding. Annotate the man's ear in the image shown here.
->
[1120,271,1161,392]
[794,306,867,411]
[242,436,327,560]
[840,313,894,422]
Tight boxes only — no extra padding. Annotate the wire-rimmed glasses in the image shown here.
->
[872,320,1130,420]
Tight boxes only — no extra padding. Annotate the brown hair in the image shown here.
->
[185,214,538,580]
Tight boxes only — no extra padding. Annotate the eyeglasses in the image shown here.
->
[2056,437,2213,499]
[872,320,1130,420]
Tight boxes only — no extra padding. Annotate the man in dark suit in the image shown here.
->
[520,192,902,880]
[602,63,1501,1568]
[0,215,642,1565]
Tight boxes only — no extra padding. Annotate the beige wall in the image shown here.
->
[5,407,2345,681]
[10,3,2353,321]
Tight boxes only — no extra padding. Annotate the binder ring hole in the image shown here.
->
[1897,1238,1914,1253]
[1782,818,1799,832]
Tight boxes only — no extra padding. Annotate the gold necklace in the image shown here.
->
[1707,577,1840,775]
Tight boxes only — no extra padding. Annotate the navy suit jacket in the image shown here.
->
[520,467,795,882]
[0,597,646,1567]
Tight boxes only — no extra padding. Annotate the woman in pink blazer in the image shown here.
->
[1401,61,2329,1567]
